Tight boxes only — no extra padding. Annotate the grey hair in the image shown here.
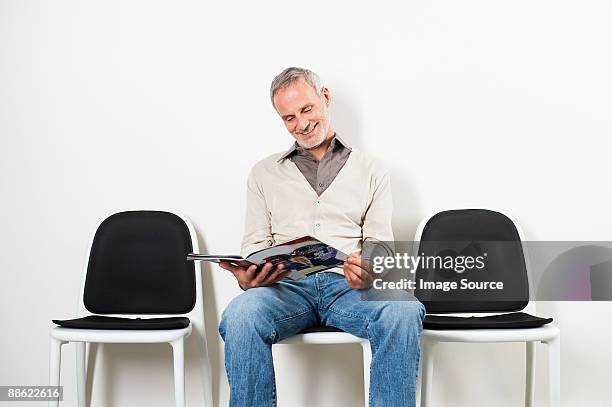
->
[270,67,322,107]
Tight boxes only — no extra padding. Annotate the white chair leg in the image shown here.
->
[360,341,372,407]
[49,336,65,407]
[171,338,186,407]
[525,341,536,407]
[420,339,437,407]
[543,335,560,407]
[194,329,213,407]
[76,342,87,407]
[201,356,213,407]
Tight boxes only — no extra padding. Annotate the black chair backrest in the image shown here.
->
[414,209,529,313]
[83,211,196,314]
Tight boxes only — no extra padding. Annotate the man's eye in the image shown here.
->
[304,107,312,112]
[286,117,293,122]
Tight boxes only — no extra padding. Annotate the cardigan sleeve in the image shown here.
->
[362,166,394,244]
[240,166,274,258]
[361,164,396,267]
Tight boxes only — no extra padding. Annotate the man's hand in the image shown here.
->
[219,261,291,290]
[343,253,373,290]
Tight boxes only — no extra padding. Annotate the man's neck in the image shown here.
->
[305,129,335,162]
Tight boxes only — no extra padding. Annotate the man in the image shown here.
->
[218,67,424,407]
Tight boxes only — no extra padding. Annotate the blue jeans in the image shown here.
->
[219,271,425,407]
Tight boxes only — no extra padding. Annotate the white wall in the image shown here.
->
[1,1,611,406]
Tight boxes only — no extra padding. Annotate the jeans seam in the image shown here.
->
[315,274,322,308]
[326,305,370,323]
[269,329,277,407]
[365,320,374,407]
[273,306,315,324]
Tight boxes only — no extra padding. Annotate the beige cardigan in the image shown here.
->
[241,148,394,275]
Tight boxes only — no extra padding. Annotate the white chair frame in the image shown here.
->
[414,210,561,407]
[276,331,372,406]
[48,210,213,407]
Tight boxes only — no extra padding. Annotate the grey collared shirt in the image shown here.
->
[279,134,352,196]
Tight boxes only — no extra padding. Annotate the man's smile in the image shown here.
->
[299,121,318,137]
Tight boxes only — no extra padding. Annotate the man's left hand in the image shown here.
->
[343,253,373,290]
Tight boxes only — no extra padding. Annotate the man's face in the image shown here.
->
[273,77,331,149]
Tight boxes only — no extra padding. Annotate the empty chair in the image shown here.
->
[414,209,560,407]
[49,210,213,407]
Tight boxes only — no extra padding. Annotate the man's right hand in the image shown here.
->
[219,261,292,290]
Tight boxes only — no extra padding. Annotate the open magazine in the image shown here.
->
[187,236,347,279]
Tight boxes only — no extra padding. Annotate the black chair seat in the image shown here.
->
[423,312,552,330]
[53,315,191,330]
[299,325,344,334]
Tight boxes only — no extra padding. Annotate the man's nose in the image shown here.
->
[297,116,310,132]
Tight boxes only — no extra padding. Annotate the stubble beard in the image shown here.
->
[295,122,327,150]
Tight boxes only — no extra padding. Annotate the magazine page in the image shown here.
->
[247,236,347,277]
[186,254,253,267]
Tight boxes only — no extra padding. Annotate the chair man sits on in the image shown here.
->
[217,67,425,407]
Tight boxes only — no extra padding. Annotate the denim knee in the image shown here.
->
[374,300,425,335]
[219,289,276,343]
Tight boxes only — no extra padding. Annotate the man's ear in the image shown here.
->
[320,86,331,107]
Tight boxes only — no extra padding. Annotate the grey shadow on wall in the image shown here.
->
[330,87,365,150]
[195,230,222,407]
[331,85,422,241]
[390,169,423,241]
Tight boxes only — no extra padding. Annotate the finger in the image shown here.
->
[343,264,358,286]
[345,254,362,265]
[252,262,275,285]
[346,264,373,288]
[346,256,362,269]
[262,263,286,284]
[347,252,361,262]
[346,263,367,280]
[343,261,356,278]
[345,272,359,289]
[346,272,366,289]
[353,256,372,272]
[270,262,285,276]
[263,268,291,285]
[243,264,258,279]
[347,255,371,272]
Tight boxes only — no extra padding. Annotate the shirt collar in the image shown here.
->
[278,133,352,162]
